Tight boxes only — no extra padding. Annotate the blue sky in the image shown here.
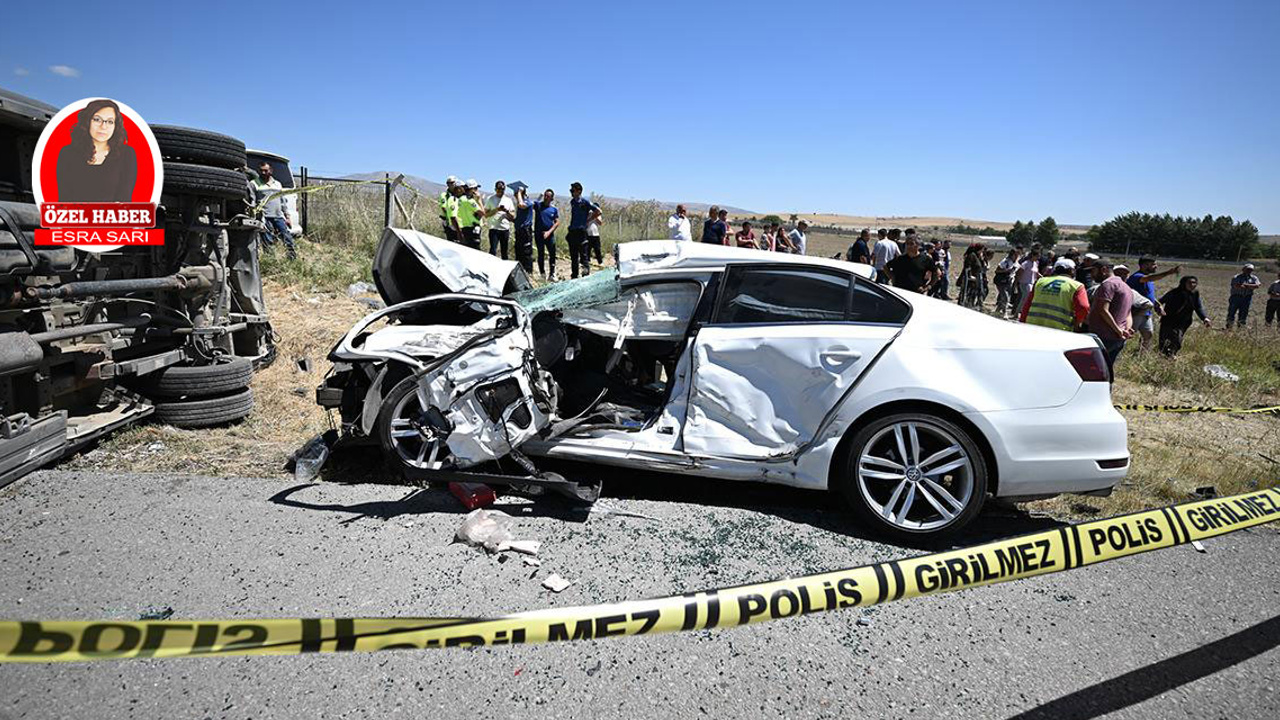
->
[5,0,1278,230]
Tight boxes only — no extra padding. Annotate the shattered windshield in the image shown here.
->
[509,268,621,314]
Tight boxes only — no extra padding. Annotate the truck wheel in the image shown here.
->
[151,388,254,428]
[150,125,246,170]
[162,162,249,201]
[132,357,253,399]
[838,413,988,540]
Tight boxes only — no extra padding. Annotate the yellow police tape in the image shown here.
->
[1114,404,1280,415]
[3,488,1277,663]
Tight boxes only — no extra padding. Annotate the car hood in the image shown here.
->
[372,227,532,305]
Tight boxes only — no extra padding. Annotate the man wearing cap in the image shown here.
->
[439,176,459,242]
[451,179,484,249]
[1226,263,1263,329]
[484,180,516,260]
[1126,257,1180,350]
[565,182,602,278]
[1076,252,1100,292]
[1019,258,1089,332]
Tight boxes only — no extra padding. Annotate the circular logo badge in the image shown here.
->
[31,98,164,253]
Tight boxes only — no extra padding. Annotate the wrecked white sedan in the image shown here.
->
[317,229,1129,538]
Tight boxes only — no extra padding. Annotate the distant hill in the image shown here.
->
[340,172,752,214]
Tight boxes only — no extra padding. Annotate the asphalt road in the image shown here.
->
[1,469,1277,719]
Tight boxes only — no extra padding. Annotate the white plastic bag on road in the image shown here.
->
[455,509,513,553]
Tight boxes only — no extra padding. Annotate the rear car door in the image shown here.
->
[681,264,908,460]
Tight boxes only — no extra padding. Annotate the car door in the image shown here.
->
[681,264,908,460]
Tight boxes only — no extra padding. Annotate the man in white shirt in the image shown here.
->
[483,180,516,260]
[1015,250,1041,311]
[872,229,900,283]
[252,161,295,260]
[586,204,604,264]
[787,220,808,255]
[668,204,692,241]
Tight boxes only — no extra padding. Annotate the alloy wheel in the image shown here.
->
[856,420,975,532]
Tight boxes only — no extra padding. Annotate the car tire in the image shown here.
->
[376,375,453,472]
[838,412,987,539]
[151,387,254,428]
[162,162,249,201]
[150,125,246,170]
[132,357,253,399]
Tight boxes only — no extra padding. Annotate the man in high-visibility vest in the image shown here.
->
[439,176,459,242]
[1019,258,1089,331]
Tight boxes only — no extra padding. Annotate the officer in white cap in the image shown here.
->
[451,179,484,249]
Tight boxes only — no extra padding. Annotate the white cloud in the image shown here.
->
[49,65,80,78]
[14,67,30,76]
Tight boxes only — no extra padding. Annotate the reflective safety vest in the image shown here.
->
[456,195,483,228]
[1025,275,1083,331]
[438,191,450,220]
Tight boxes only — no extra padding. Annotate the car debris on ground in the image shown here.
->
[541,573,574,593]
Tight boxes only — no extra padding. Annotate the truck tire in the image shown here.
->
[162,162,249,201]
[150,125,246,170]
[133,357,253,399]
[151,387,254,428]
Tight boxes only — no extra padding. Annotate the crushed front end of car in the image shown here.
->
[316,227,601,499]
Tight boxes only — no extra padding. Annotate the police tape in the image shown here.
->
[1114,404,1280,415]
[248,178,392,216]
[3,488,1278,663]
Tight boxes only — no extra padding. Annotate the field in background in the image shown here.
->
[65,189,1280,524]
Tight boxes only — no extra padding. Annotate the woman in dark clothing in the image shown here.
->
[54,99,137,202]
[1158,275,1210,357]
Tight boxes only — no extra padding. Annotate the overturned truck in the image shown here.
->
[0,88,272,487]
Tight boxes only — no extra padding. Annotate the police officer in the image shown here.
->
[452,179,484,249]
[439,176,459,242]
[1019,258,1090,331]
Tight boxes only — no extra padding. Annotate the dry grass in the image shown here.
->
[67,225,1279,523]
[65,277,371,477]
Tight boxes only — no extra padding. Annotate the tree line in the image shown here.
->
[1085,212,1261,260]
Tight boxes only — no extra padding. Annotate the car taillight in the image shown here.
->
[1065,348,1109,382]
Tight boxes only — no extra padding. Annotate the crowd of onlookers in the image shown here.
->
[433,178,1277,375]
[841,229,1278,377]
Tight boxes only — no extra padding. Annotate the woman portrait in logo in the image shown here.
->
[54,99,138,202]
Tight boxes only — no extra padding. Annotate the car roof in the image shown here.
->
[617,240,875,280]
[246,148,290,163]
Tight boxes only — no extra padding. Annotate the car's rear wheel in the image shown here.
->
[376,375,453,472]
[839,413,987,539]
